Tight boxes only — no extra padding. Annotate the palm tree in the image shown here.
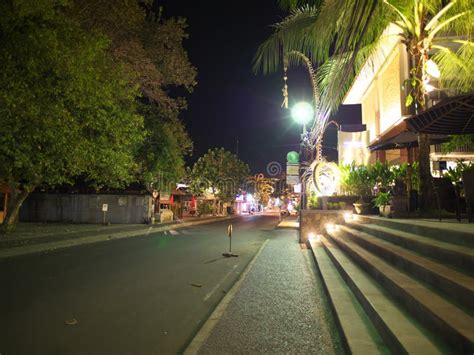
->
[254,0,473,210]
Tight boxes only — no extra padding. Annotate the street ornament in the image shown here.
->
[312,161,340,196]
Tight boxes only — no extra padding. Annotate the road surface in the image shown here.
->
[0,215,277,354]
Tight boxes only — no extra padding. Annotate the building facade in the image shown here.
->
[338,24,474,169]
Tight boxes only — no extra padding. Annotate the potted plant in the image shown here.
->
[369,161,394,192]
[343,164,374,214]
[373,191,392,217]
[392,162,418,214]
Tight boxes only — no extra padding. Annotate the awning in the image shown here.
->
[368,130,448,151]
[406,93,474,134]
[368,120,407,151]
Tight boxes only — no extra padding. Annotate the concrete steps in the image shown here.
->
[311,236,444,354]
[309,238,389,354]
[309,216,474,354]
[347,221,474,275]
[342,223,474,311]
[355,215,474,248]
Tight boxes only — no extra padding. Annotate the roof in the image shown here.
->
[368,118,448,151]
[406,93,474,134]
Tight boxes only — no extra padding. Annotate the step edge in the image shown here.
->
[309,239,386,355]
[329,229,474,353]
[339,225,474,295]
[320,236,443,354]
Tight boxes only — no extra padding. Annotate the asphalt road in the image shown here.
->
[0,215,278,355]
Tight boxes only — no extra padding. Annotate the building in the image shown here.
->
[338,24,474,170]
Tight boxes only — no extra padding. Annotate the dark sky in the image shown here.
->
[157,0,334,174]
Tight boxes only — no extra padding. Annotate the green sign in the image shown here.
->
[286,151,299,164]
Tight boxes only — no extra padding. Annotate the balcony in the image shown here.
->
[432,143,474,154]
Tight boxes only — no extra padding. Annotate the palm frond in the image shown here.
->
[253,5,319,74]
[432,40,474,93]
[316,39,382,120]
[255,0,390,76]
[434,0,474,38]
[424,1,455,32]
[278,0,324,11]
[429,11,471,41]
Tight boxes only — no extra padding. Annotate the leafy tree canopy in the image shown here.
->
[67,0,197,112]
[67,0,197,188]
[136,101,193,192]
[190,148,250,202]
[0,0,144,230]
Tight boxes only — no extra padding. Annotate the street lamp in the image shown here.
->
[291,101,314,211]
[291,102,314,129]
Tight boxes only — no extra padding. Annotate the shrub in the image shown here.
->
[373,192,391,208]
[197,202,213,215]
[308,193,320,209]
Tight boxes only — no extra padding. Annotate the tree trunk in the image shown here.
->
[408,34,431,212]
[417,133,433,210]
[0,187,32,234]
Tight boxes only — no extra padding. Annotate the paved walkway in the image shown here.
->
[276,215,299,229]
[186,229,343,354]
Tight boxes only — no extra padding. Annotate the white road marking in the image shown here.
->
[204,264,239,302]
[169,229,179,235]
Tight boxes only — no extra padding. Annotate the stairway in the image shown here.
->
[308,215,474,354]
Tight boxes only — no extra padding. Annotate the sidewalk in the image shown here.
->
[185,229,342,354]
[277,215,300,229]
[0,215,236,259]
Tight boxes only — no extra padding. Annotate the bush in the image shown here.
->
[391,162,419,191]
[197,202,213,215]
[339,163,375,197]
[308,193,321,209]
[444,159,474,187]
[373,192,391,207]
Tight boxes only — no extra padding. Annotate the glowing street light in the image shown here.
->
[291,102,314,126]
[291,102,314,214]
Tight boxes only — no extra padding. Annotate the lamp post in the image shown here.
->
[291,102,314,210]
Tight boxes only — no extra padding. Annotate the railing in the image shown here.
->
[433,143,474,154]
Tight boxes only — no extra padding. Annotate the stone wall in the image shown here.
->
[20,193,153,224]
[300,210,344,244]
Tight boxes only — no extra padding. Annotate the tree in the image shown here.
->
[136,101,193,194]
[0,1,144,232]
[190,148,250,204]
[68,0,197,191]
[255,0,473,210]
[253,174,275,207]
[68,0,196,113]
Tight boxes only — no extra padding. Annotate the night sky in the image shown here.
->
[158,0,336,174]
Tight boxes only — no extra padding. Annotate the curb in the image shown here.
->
[183,238,270,355]
[0,215,238,259]
[276,218,300,230]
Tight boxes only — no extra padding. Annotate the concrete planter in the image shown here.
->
[378,205,392,217]
[300,209,344,244]
[353,202,371,215]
